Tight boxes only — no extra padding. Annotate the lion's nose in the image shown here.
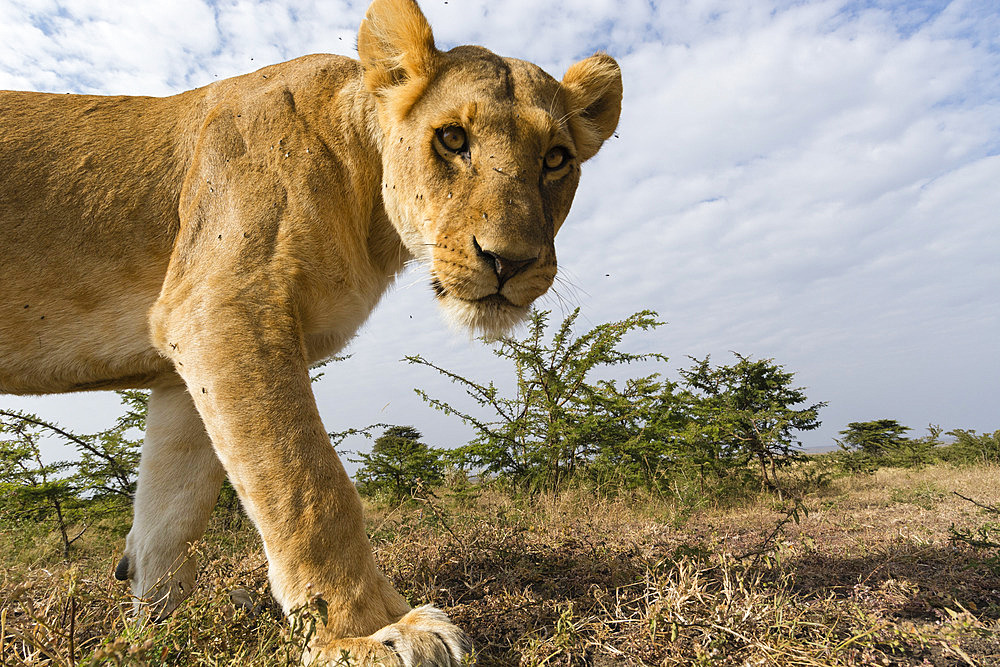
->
[472,237,538,287]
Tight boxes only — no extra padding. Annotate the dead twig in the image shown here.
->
[953,491,999,514]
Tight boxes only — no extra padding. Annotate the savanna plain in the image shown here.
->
[3,461,999,666]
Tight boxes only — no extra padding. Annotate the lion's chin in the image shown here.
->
[438,292,530,341]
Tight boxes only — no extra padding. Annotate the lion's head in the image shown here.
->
[358,0,622,338]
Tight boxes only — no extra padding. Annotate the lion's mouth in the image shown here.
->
[430,275,532,339]
[474,293,512,307]
[430,278,514,307]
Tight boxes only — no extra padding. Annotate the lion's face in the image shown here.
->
[359,1,622,337]
[379,49,580,337]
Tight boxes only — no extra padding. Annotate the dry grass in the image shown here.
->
[3,464,999,665]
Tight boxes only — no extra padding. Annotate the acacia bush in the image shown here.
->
[836,421,1000,473]
[352,426,444,502]
[939,428,1000,465]
[408,309,670,494]
[0,391,145,557]
[406,308,826,500]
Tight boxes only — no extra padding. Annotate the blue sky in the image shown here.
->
[2,0,998,466]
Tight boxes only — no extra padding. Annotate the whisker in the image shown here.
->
[544,283,579,318]
[393,261,431,291]
[553,270,587,301]
[546,87,561,119]
[554,108,580,128]
[400,274,429,290]
[397,237,406,268]
[444,274,479,292]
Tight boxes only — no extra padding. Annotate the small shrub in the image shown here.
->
[939,429,1000,466]
[353,426,444,503]
[889,481,945,509]
[950,492,1000,577]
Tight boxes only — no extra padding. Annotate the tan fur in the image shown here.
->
[0,0,621,662]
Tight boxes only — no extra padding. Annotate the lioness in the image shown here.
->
[0,0,621,663]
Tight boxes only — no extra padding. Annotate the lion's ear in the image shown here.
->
[561,53,623,162]
[357,0,438,95]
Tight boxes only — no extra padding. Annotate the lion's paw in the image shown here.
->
[308,605,472,666]
[371,605,471,666]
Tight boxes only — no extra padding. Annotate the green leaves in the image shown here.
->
[407,312,826,497]
[837,419,911,457]
[409,308,672,493]
[836,421,949,471]
[680,353,826,491]
[352,426,445,502]
[941,428,1000,465]
[0,391,145,556]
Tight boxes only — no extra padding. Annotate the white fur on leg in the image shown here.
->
[121,383,226,618]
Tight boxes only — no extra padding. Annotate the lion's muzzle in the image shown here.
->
[471,235,539,288]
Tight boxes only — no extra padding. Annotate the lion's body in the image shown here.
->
[0,1,620,663]
[1,55,396,395]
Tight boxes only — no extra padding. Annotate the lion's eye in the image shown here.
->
[438,126,468,153]
[544,146,570,171]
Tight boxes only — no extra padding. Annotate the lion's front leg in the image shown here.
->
[150,294,468,663]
